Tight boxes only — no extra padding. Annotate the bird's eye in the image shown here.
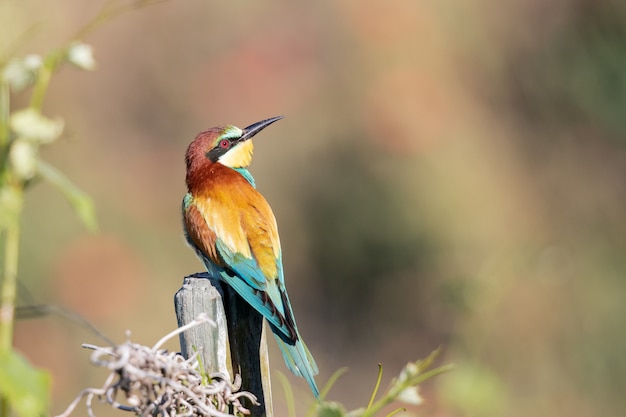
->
[219,139,230,149]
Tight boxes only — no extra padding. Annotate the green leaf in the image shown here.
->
[37,160,98,232]
[306,368,348,417]
[0,349,50,417]
[318,367,347,401]
[276,372,296,417]
[10,108,64,144]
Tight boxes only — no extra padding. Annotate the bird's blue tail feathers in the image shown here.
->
[208,261,320,398]
[269,323,320,399]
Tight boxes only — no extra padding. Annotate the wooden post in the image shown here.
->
[174,273,229,376]
[174,272,273,417]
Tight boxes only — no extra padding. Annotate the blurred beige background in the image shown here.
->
[3,0,626,416]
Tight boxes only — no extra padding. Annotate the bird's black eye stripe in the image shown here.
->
[206,147,225,162]
[205,137,234,162]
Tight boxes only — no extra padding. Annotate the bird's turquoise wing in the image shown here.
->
[214,238,297,342]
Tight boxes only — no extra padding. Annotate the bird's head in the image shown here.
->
[185,116,283,172]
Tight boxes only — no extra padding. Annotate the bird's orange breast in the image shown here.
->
[189,163,281,280]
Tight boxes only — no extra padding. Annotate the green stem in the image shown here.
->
[0,81,8,147]
[0,81,9,185]
[367,364,384,411]
[29,58,53,111]
[0,184,23,352]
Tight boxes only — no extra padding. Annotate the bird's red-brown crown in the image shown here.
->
[184,117,283,191]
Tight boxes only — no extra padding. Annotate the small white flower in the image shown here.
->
[67,42,96,71]
[1,54,42,91]
[23,54,43,70]
[9,139,38,180]
[398,361,418,383]
[10,108,64,144]
[397,386,423,405]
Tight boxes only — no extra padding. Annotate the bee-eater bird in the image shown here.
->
[182,116,320,398]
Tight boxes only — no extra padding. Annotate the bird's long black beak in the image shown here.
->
[240,116,284,142]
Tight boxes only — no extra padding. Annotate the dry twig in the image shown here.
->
[56,314,258,417]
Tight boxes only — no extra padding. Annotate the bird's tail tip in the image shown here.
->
[274,334,320,399]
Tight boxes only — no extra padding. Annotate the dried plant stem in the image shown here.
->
[57,317,256,417]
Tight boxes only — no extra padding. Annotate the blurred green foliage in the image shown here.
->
[0,36,95,417]
[0,1,166,415]
[0,350,50,417]
[506,1,626,138]
[302,142,437,340]
[282,349,452,417]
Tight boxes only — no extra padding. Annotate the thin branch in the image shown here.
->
[16,303,114,345]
